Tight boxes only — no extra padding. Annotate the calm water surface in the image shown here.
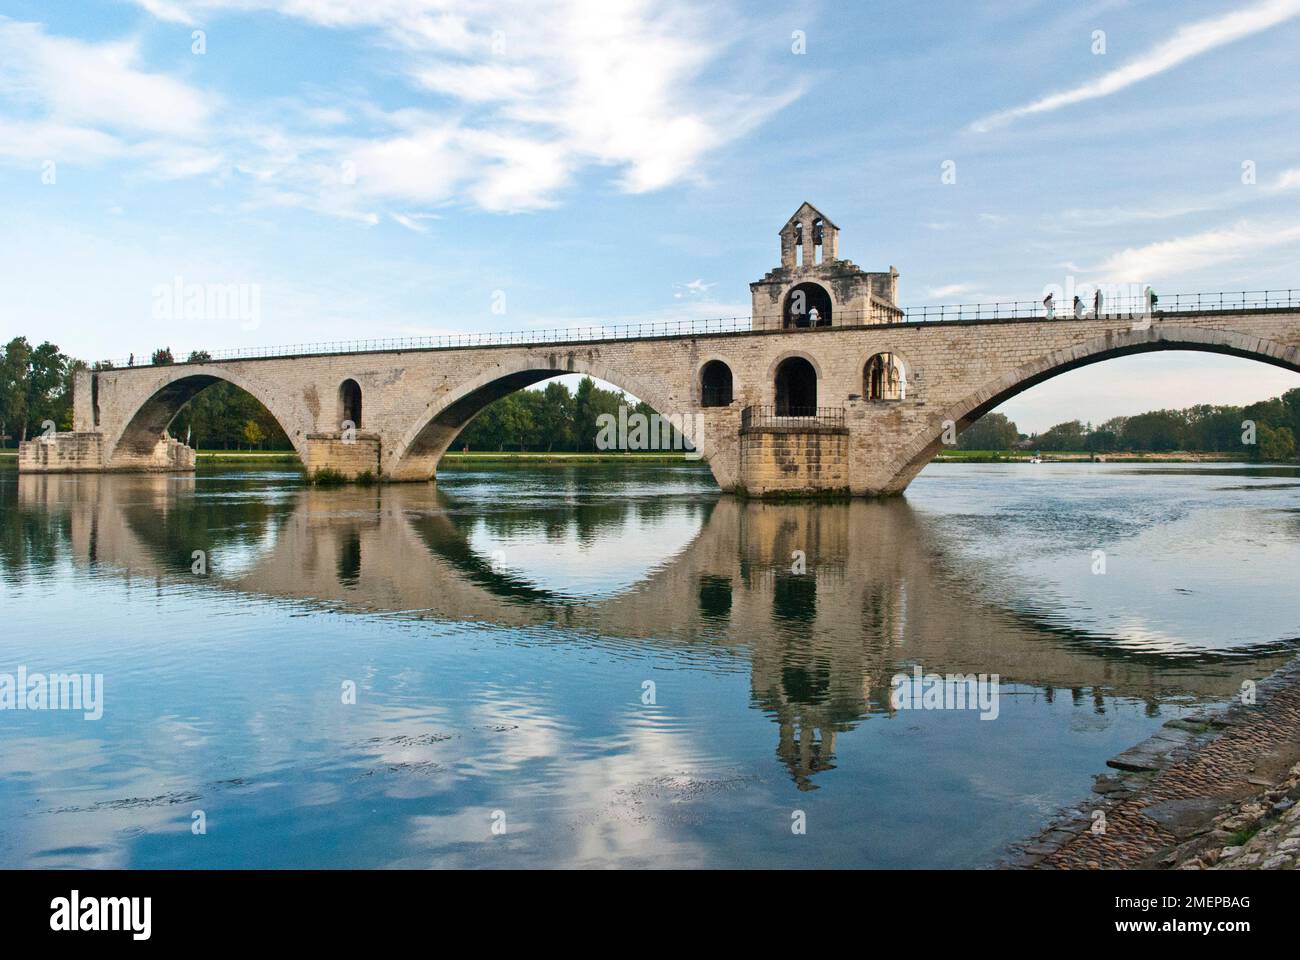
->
[2,460,1298,868]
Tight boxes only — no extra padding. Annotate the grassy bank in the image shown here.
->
[933,450,1243,464]
[197,450,302,465]
[441,451,692,463]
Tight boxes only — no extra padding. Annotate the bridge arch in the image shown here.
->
[880,324,1300,493]
[104,364,308,466]
[386,354,733,487]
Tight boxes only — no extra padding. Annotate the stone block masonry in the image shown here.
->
[739,426,849,496]
[19,433,104,473]
[304,434,380,481]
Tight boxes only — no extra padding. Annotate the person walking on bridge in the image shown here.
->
[1043,292,1055,319]
[1073,295,1084,319]
[1094,288,1103,318]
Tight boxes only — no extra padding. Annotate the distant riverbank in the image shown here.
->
[933,450,1245,464]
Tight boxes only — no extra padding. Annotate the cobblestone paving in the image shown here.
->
[1007,659,1300,870]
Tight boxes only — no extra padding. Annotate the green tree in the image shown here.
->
[536,380,574,451]
[242,419,266,449]
[1120,411,1186,452]
[0,337,32,445]
[151,347,175,366]
[498,393,536,451]
[1257,424,1297,462]
[27,341,70,435]
[1034,419,1088,452]
[958,412,1020,451]
[573,376,598,451]
[0,339,69,442]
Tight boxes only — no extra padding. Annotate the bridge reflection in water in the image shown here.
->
[13,469,1292,794]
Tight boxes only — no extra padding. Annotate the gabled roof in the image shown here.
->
[782,202,838,231]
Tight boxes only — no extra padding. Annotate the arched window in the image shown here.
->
[783,282,833,329]
[775,357,817,416]
[339,378,363,429]
[700,360,733,407]
[864,353,905,401]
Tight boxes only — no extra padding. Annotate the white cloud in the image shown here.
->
[971,0,1300,132]
[110,0,800,213]
[0,118,126,163]
[674,278,715,298]
[390,212,429,233]
[925,283,974,299]
[414,62,538,103]
[0,19,213,137]
[1096,220,1300,281]
[348,127,470,205]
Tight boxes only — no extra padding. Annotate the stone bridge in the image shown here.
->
[19,204,1300,496]
[24,307,1300,495]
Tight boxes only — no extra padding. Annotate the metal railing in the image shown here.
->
[896,289,1300,323]
[741,405,847,431]
[99,288,1299,369]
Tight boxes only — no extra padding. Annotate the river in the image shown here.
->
[1,460,1297,868]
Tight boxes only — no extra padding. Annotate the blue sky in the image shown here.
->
[2,0,1300,431]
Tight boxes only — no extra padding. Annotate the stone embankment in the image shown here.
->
[1005,657,1300,869]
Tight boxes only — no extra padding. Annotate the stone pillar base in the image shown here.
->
[304,433,381,482]
[738,424,850,498]
[18,432,197,473]
[107,436,197,472]
[18,432,106,473]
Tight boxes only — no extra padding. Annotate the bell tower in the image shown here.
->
[751,203,901,330]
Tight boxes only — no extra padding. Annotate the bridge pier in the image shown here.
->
[304,432,381,481]
[738,408,850,497]
[19,432,196,474]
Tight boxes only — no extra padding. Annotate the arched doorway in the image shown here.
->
[700,360,734,407]
[864,353,905,400]
[783,282,833,329]
[339,379,362,429]
[775,357,818,416]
